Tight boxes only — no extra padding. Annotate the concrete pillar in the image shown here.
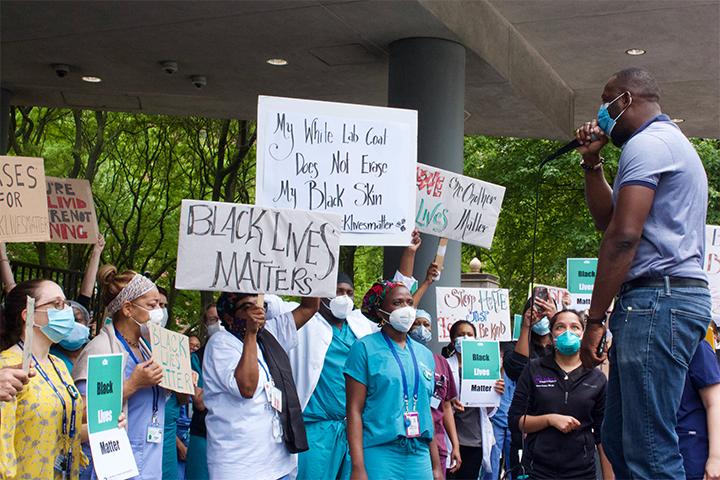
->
[0,89,10,155]
[384,38,465,353]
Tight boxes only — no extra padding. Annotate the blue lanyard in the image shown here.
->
[18,342,78,473]
[115,329,160,416]
[258,358,271,383]
[382,332,419,411]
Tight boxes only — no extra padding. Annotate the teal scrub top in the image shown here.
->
[344,332,435,448]
[304,321,357,422]
[49,345,73,373]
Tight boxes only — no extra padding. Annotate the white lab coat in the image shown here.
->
[289,308,378,410]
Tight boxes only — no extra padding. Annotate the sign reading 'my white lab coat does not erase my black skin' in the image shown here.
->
[175,200,341,298]
[255,95,417,246]
[416,163,505,248]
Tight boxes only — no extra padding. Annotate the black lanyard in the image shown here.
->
[382,332,420,412]
[115,329,159,417]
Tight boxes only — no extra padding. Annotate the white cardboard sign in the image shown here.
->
[255,95,417,246]
[175,200,341,297]
[416,163,505,248]
[436,287,511,343]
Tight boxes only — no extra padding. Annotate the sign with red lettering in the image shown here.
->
[706,225,720,315]
[0,156,50,243]
[436,287,511,342]
[415,163,505,248]
[46,177,99,244]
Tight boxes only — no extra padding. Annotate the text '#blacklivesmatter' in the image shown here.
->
[186,204,337,295]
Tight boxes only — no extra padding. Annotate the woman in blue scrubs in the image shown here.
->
[344,280,443,480]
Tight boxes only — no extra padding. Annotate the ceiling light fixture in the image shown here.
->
[81,76,102,83]
[671,118,685,123]
[625,48,646,56]
[266,58,288,66]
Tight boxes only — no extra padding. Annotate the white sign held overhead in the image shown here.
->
[255,95,417,246]
[175,200,341,297]
[416,163,505,249]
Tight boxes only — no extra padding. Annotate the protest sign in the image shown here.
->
[459,340,501,407]
[148,324,194,395]
[566,258,597,311]
[436,287,511,343]
[87,353,138,480]
[255,95,416,246]
[22,297,35,372]
[175,200,341,297]
[529,284,572,312]
[705,225,720,315]
[46,177,98,244]
[0,156,50,242]
[416,163,505,248]
[512,314,522,341]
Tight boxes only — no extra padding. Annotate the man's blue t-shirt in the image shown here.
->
[677,340,720,479]
[613,116,708,282]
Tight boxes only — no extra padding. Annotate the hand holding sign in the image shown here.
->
[128,359,163,391]
[0,365,32,401]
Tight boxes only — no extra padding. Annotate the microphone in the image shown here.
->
[539,134,599,169]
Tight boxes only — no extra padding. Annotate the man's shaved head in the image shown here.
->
[610,68,661,102]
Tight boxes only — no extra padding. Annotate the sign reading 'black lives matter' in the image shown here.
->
[255,96,417,246]
[175,200,341,297]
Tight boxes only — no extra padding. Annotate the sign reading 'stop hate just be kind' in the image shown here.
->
[255,96,417,246]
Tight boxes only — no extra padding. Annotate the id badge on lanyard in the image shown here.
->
[147,412,163,443]
[382,333,422,439]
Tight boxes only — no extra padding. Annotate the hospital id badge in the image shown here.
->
[430,395,441,410]
[271,386,282,412]
[147,424,163,443]
[404,411,421,438]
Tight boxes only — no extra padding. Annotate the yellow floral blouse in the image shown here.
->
[0,348,87,479]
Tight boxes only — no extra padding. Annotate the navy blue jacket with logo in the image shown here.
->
[508,354,607,479]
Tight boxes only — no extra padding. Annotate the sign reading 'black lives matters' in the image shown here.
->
[175,200,341,297]
[255,96,417,246]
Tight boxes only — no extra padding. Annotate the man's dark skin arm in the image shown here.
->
[580,185,655,367]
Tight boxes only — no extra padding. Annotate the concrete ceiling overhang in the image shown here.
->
[2,0,718,139]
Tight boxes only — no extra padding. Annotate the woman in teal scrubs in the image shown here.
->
[344,280,443,480]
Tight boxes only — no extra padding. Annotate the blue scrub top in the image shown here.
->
[344,331,435,448]
[304,321,357,422]
[677,340,720,478]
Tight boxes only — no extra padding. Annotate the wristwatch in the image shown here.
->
[580,157,604,171]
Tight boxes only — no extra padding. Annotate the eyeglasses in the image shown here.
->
[35,298,71,311]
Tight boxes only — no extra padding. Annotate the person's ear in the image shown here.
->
[121,302,134,318]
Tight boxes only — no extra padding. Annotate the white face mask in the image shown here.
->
[381,306,416,333]
[207,322,222,337]
[149,307,169,328]
[328,295,354,320]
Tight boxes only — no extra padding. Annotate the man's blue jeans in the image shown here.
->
[602,284,711,479]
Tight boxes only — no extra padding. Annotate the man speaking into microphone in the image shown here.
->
[575,67,710,479]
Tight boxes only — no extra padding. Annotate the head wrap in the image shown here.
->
[337,272,354,288]
[415,309,431,322]
[106,274,156,316]
[361,280,401,323]
[68,300,91,324]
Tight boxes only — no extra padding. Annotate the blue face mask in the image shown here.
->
[531,317,551,336]
[555,330,582,355]
[409,325,432,345]
[597,91,631,138]
[39,305,76,343]
[59,322,90,351]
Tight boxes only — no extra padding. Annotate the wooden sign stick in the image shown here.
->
[433,238,449,280]
[22,296,35,372]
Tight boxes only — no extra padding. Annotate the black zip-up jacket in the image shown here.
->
[508,354,607,479]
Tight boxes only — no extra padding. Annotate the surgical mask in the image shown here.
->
[207,322,222,337]
[555,330,581,355]
[381,306,416,333]
[409,325,431,345]
[58,322,90,351]
[38,305,76,343]
[531,317,551,336]
[148,307,169,328]
[453,335,473,353]
[329,295,353,320]
[597,91,631,138]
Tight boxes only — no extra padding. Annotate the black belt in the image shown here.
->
[622,276,708,291]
